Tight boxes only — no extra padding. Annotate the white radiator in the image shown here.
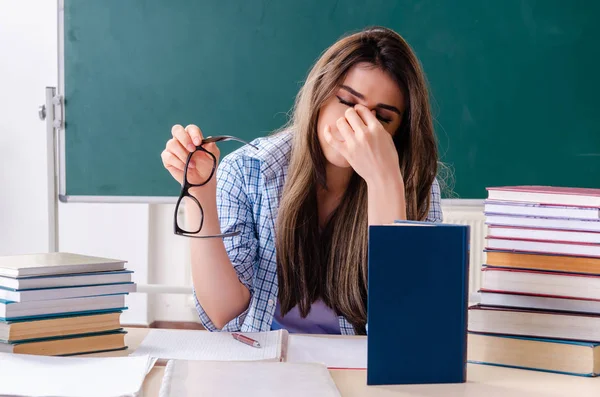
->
[441,203,487,297]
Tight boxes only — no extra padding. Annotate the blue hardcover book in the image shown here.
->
[367,221,470,385]
[0,294,128,321]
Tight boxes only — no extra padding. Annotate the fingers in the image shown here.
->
[201,142,220,158]
[324,125,349,158]
[171,124,196,153]
[344,107,367,134]
[336,116,355,143]
[185,124,204,146]
[190,149,216,170]
[354,104,379,129]
[162,155,184,185]
[161,150,186,172]
[166,138,195,168]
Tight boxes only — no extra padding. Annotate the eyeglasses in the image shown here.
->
[174,135,258,238]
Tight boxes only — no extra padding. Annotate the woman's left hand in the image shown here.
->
[324,104,403,187]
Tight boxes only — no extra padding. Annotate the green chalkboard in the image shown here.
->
[63,0,600,200]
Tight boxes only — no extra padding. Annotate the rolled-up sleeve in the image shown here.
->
[193,153,258,331]
[425,178,443,223]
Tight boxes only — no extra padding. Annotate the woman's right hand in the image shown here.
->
[164,125,251,329]
[161,124,220,189]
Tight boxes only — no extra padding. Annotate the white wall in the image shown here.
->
[0,0,157,326]
[148,204,198,323]
[0,0,56,255]
[58,202,152,325]
[59,202,200,325]
[0,0,198,326]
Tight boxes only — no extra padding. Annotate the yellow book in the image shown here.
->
[486,251,600,274]
[0,330,127,355]
[0,311,122,342]
[468,332,600,377]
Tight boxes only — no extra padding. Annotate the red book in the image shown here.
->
[486,186,600,208]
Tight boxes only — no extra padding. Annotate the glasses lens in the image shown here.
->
[185,152,215,187]
[176,196,203,234]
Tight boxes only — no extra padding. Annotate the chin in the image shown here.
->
[317,133,352,169]
[324,152,352,169]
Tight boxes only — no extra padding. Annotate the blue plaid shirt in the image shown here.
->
[193,130,443,335]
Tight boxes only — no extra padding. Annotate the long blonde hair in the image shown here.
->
[275,27,438,334]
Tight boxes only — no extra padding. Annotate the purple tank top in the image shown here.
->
[271,300,341,334]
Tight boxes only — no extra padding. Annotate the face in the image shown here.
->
[317,62,405,169]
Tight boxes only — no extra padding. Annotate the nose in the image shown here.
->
[354,103,379,117]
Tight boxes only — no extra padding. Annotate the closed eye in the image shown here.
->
[336,96,392,124]
[336,96,356,107]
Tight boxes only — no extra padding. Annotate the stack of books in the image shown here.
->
[0,252,136,356]
[467,186,600,377]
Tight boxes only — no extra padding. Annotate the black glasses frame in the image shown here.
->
[174,135,258,239]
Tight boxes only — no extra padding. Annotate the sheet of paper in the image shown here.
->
[0,352,153,397]
[159,360,341,397]
[131,329,282,361]
[287,335,367,369]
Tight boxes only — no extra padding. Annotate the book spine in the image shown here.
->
[157,359,175,397]
[462,225,471,382]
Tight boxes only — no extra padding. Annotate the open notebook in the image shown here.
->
[131,329,289,363]
[130,329,367,368]
[158,360,341,397]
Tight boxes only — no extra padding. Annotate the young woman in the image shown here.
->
[161,26,442,336]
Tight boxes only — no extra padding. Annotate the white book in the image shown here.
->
[0,282,136,302]
[487,226,600,244]
[484,201,600,220]
[469,306,600,341]
[287,335,367,369]
[0,270,133,290]
[486,186,600,207]
[159,360,341,397]
[486,237,600,258]
[479,291,600,314]
[0,252,126,277]
[0,352,154,397]
[481,267,600,300]
[0,294,126,319]
[485,215,600,232]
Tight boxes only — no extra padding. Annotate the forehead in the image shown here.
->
[341,62,405,111]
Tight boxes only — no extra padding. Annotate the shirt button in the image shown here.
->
[268,299,274,306]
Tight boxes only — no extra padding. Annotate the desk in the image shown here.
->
[94,328,598,397]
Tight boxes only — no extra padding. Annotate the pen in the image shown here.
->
[232,332,261,348]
